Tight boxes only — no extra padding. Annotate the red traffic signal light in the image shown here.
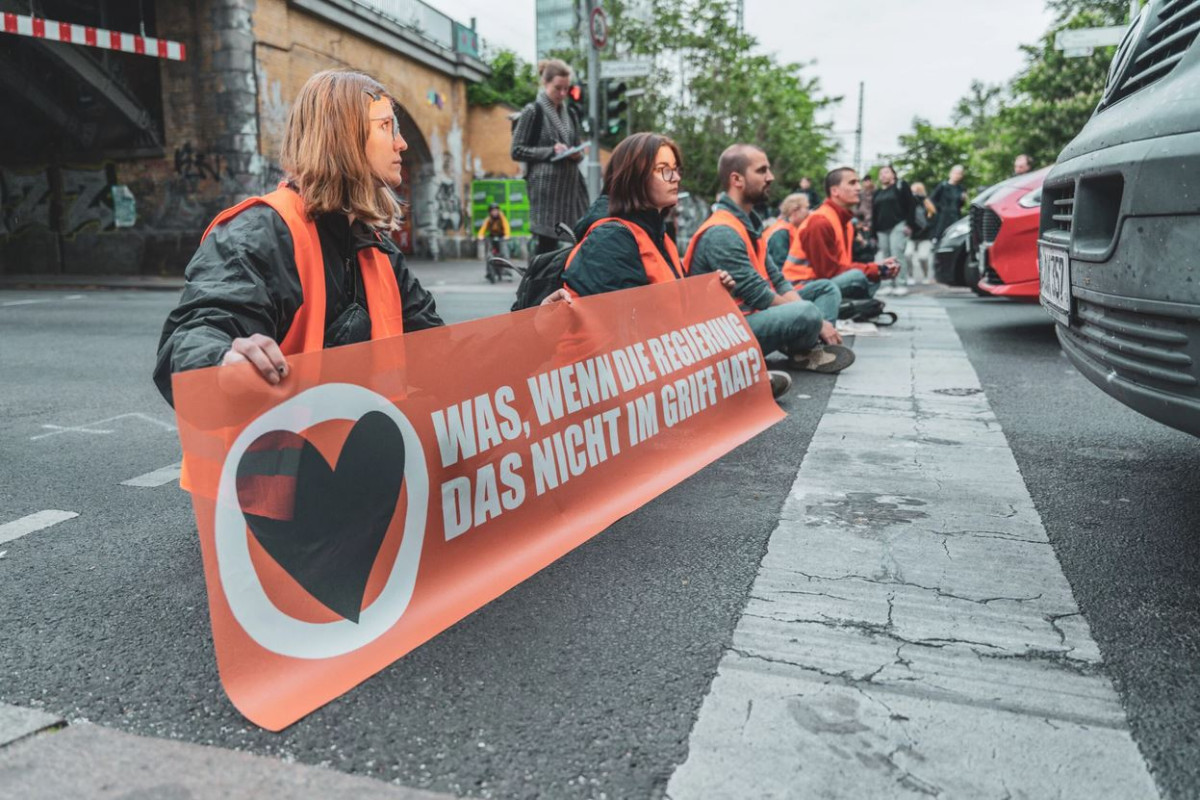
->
[569,84,583,102]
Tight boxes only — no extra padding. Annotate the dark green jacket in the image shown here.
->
[766,225,792,271]
[564,199,682,297]
[686,194,793,312]
[154,206,442,406]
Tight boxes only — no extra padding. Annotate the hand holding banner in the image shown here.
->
[172,274,784,730]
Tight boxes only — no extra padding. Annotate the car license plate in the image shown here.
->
[1039,243,1071,324]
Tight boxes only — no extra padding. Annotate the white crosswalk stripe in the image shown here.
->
[668,298,1157,799]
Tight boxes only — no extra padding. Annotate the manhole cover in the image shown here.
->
[933,387,983,396]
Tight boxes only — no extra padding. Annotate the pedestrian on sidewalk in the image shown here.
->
[871,164,915,296]
[684,144,853,376]
[154,69,449,405]
[906,182,937,284]
[510,59,590,259]
[930,164,967,242]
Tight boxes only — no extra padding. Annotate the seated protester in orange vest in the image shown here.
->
[153,69,447,404]
[562,133,794,398]
[796,166,900,301]
[684,144,853,374]
[763,192,810,269]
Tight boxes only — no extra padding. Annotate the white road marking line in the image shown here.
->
[1,299,47,307]
[65,294,84,300]
[0,511,79,545]
[31,412,176,441]
[121,462,182,487]
[668,298,1157,799]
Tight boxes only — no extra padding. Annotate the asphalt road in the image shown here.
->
[0,269,834,800]
[945,293,1200,800]
[1,276,1198,798]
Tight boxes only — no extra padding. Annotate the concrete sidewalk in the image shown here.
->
[0,703,455,800]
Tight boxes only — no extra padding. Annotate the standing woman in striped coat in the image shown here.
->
[511,58,590,257]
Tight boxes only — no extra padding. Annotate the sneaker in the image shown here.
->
[876,285,893,297]
[892,286,910,297]
[788,344,856,374]
[906,278,917,287]
[768,370,792,399]
[835,319,880,336]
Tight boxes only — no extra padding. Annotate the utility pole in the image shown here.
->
[853,81,864,175]
[583,0,602,198]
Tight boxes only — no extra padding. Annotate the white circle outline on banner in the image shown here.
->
[214,383,428,659]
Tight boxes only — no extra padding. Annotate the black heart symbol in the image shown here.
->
[235,411,406,623]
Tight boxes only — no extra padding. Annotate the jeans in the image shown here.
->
[797,278,842,323]
[746,300,824,356]
[831,269,877,299]
[906,238,933,280]
[875,221,910,284]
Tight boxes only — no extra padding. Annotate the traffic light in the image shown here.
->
[567,83,589,134]
[604,80,628,137]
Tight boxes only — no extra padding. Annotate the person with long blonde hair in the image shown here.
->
[154,69,444,401]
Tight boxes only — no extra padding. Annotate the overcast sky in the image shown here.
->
[436,0,1059,169]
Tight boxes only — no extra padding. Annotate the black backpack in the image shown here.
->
[512,102,544,144]
[511,244,573,311]
[838,297,897,326]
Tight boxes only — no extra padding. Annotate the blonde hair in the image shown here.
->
[911,182,936,217]
[538,58,571,83]
[779,193,809,217]
[279,69,404,230]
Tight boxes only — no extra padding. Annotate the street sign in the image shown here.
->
[1064,47,1095,58]
[1055,26,1126,51]
[602,59,652,79]
[589,7,608,49]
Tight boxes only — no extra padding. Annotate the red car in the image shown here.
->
[973,166,1052,298]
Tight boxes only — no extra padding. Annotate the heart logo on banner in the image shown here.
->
[234,410,406,623]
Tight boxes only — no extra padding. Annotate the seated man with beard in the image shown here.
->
[684,144,854,374]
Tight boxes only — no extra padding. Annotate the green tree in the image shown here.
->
[891,120,974,189]
[889,5,1124,189]
[467,49,538,109]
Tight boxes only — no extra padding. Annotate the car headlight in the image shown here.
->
[945,216,970,238]
[1017,187,1043,209]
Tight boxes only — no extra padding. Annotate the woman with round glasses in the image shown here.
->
[561,132,693,297]
[559,133,794,397]
[154,69,444,404]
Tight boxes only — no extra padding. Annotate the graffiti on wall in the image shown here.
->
[420,119,467,238]
[175,143,226,185]
[61,166,116,236]
[0,164,134,239]
[0,167,53,236]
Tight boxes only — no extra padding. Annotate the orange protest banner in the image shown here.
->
[172,274,784,730]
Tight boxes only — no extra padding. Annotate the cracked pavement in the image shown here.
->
[666,300,1158,799]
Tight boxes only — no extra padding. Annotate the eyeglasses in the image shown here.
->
[364,90,402,142]
[369,112,402,141]
[656,166,682,183]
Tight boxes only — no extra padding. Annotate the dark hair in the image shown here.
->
[824,166,856,196]
[878,164,897,182]
[605,132,683,216]
[717,144,763,191]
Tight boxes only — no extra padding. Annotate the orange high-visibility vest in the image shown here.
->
[562,217,684,298]
[682,209,771,285]
[784,220,815,285]
[181,185,406,491]
[800,201,856,274]
[761,218,794,255]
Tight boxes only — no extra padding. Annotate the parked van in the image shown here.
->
[1039,0,1200,436]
